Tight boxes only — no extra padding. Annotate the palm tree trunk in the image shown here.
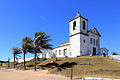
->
[14,54,15,68]
[8,58,10,68]
[34,53,37,71]
[23,52,26,70]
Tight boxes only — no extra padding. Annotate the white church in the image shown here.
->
[42,12,108,58]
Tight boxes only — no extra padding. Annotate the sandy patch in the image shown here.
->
[0,69,71,80]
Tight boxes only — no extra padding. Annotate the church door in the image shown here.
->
[93,47,96,55]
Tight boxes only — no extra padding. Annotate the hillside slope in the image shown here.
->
[39,56,120,78]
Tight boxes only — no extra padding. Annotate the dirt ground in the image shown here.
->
[0,69,72,80]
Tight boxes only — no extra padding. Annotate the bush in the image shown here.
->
[112,52,117,55]
[36,58,46,64]
[40,58,46,62]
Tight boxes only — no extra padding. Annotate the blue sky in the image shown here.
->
[0,0,120,60]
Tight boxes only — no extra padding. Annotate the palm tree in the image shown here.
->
[11,47,22,68]
[22,37,33,70]
[32,32,52,71]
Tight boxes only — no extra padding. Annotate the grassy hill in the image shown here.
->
[5,56,120,78]
[38,56,120,78]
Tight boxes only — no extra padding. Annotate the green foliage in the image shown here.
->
[34,32,52,51]
[10,31,52,71]
[11,47,22,55]
[40,58,46,62]
[23,37,32,43]
[35,58,46,64]
[22,37,33,53]
[25,58,46,67]
[112,52,117,55]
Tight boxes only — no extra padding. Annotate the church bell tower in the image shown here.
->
[69,12,88,57]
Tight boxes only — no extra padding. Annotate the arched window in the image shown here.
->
[94,39,95,45]
[96,40,98,46]
[90,38,92,44]
[59,50,61,55]
[83,40,85,43]
[73,21,76,30]
[83,21,85,30]
[55,50,57,55]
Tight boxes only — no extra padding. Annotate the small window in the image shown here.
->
[94,39,95,45]
[59,50,61,55]
[55,50,57,55]
[64,49,67,56]
[90,38,92,44]
[96,40,98,46]
[83,21,85,30]
[83,40,85,43]
[73,21,76,30]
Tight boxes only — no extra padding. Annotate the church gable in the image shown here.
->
[88,27,101,37]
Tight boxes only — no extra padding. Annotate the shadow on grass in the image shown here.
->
[39,62,77,71]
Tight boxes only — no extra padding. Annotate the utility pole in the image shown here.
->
[70,68,73,80]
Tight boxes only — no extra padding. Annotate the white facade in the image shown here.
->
[42,12,108,58]
[10,55,42,63]
[53,44,70,57]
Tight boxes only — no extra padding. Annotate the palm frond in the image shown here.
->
[22,37,33,54]
[40,44,53,49]
[11,47,22,54]
[35,32,45,38]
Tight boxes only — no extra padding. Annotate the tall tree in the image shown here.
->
[32,32,52,71]
[22,37,33,70]
[11,47,22,68]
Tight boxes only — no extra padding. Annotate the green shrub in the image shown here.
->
[112,52,117,55]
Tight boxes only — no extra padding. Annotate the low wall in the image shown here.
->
[83,77,120,80]
[109,55,120,63]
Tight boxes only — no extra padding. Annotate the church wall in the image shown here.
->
[89,34,99,55]
[70,34,81,57]
[79,17,89,56]
[80,34,89,56]
[53,45,70,57]
[42,49,55,58]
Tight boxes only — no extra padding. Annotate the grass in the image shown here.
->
[38,56,120,79]
[9,58,47,69]
[5,56,120,78]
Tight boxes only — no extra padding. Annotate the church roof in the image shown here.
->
[53,41,70,49]
[69,12,88,22]
[60,41,70,46]
[99,48,109,51]
[88,27,101,37]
